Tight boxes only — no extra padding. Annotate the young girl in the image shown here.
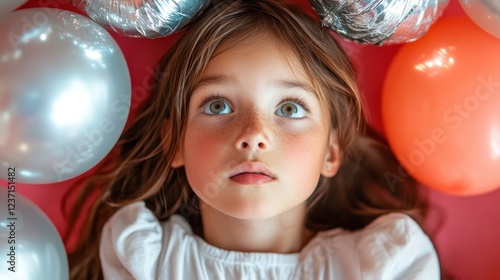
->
[66,0,440,279]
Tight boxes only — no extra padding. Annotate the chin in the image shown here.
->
[214,198,284,221]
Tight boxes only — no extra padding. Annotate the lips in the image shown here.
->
[228,162,276,184]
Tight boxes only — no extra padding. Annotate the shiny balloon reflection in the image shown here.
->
[309,0,450,45]
[0,187,69,279]
[73,0,210,38]
[0,8,131,184]
[413,47,455,77]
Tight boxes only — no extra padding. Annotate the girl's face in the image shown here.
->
[172,34,340,220]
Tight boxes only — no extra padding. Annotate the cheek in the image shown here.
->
[183,115,243,162]
[182,126,230,192]
[282,126,327,161]
[185,127,221,159]
[278,128,328,181]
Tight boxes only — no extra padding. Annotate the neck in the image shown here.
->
[198,202,316,254]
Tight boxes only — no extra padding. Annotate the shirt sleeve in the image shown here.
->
[357,213,440,280]
[99,201,163,280]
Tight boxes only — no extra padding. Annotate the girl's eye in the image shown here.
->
[202,99,232,115]
[276,101,307,118]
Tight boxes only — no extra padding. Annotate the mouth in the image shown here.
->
[228,162,276,185]
[229,172,275,184]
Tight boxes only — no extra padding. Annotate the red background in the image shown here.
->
[3,0,500,279]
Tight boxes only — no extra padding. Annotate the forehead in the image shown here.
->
[204,32,310,85]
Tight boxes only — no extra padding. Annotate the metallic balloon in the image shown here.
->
[460,0,500,39]
[0,187,69,279]
[0,8,131,184]
[309,0,450,45]
[0,0,27,20]
[73,0,210,38]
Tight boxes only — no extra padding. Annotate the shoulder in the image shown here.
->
[308,213,440,279]
[356,213,440,279]
[99,201,191,279]
[359,212,426,247]
[103,201,191,234]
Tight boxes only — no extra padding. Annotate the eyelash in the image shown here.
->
[197,93,311,115]
[280,97,311,114]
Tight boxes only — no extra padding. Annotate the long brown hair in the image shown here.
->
[65,1,424,279]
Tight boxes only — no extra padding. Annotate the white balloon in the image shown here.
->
[0,187,69,279]
[460,0,500,39]
[0,8,131,184]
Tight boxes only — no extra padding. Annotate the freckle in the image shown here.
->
[215,125,231,144]
[279,129,294,146]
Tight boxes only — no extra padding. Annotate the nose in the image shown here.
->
[234,114,271,152]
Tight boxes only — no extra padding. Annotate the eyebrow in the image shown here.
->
[194,75,238,91]
[193,74,314,96]
[269,79,314,95]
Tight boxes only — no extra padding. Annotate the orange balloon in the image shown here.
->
[382,17,500,196]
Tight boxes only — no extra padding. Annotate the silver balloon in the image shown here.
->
[309,0,450,45]
[0,8,131,184]
[73,0,210,38]
[460,0,500,39]
[0,0,27,20]
[0,187,69,279]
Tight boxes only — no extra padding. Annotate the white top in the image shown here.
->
[100,201,440,280]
